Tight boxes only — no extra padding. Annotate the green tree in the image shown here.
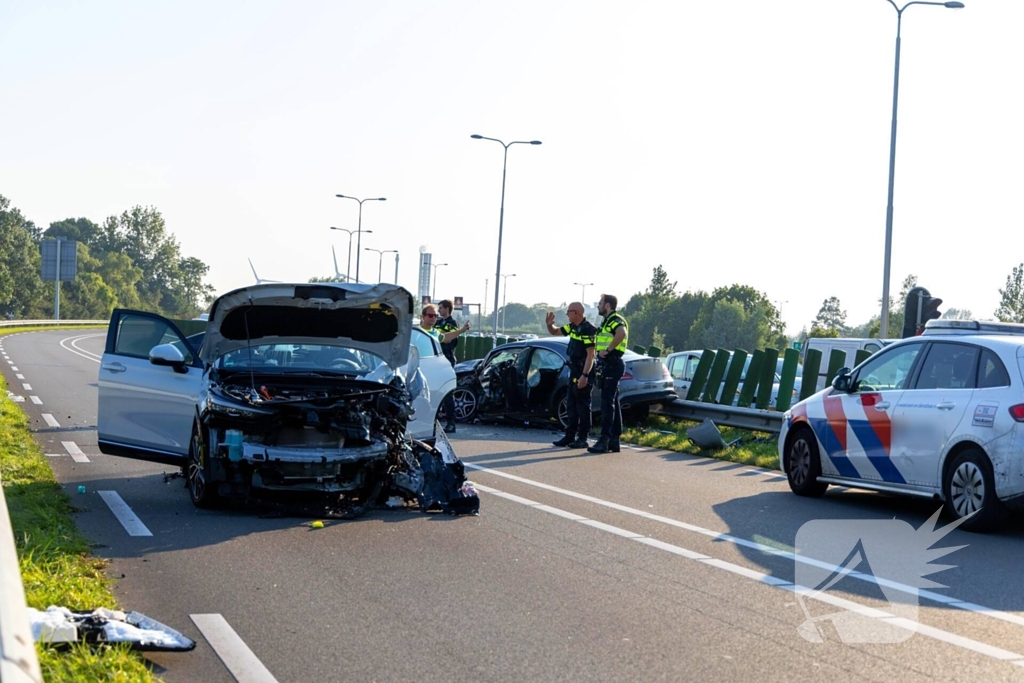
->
[807,326,840,339]
[688,284,783,351]
[995,264,1024,323]
[813,297,847,332]
[0,195,47,318]
[44,217,102,246]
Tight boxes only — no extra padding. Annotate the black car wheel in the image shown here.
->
[556,391,570,429]
[451,387,479,422]
[786,427,828,497]
[942,448,1006,532]
[188,426,220,509]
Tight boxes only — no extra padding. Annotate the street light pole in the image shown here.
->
[878,0,964,339]
[471,134,542,338]
[336,195,386,284]
[431,263,448,301]
[393,251,399,285]
[365,248,397,284]
[501,273,516,335]
[574,281,593,305]
[330,227,373,282]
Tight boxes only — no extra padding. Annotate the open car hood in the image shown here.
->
[201,283,414,370]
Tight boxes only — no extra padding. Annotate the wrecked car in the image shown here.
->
[96,283,478,516]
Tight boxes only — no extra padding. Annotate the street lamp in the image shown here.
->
[329,226,373,282]
[431,263,448,301]
[878,0,964,339]
[364,248,398,284]
[471,134,542,338]
[501,273,517,335]
[336,194,386,284]
[574,282,593,304]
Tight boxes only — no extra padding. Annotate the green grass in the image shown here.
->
[1,330,158,682]
[621,415,781,470]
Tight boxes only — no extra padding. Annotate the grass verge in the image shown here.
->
[621,414,781,470]
[1,330,157,682]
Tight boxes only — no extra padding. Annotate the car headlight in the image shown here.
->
[204,393,272,419]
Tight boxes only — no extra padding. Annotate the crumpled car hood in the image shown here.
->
[202,283,413,369]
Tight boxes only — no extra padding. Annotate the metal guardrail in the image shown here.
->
[0,320,105,329]
[0,473,43,683]
[655,399,785,434]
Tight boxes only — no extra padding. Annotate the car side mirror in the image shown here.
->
[832,367,853,393]
[149,344,188,373]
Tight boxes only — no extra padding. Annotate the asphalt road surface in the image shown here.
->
[4,329,1024,682]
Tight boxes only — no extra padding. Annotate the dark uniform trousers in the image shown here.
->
[565,371,594,441]
[599,353,625,440]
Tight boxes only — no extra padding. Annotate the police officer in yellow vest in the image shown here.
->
[545,302,598,448]
[588,294,628,453]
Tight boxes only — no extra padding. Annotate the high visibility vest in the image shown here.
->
[596,312,628,353]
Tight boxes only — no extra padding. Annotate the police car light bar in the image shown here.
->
[922,319,1024,335]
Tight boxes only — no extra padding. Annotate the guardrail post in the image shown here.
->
[775,347,800,412]
[701,349,732,404]
[799,349,822,401]
[684,349,715,402]
[737,349,764,408]
[719,349,748,407]
[854,348,873,367]
[0,473,44,683]
[825,348,847,389]
[755,347,779,410]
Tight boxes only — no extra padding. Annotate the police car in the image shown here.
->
[779,319,1024,532]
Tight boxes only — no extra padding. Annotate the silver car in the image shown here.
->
[97,283,478,516]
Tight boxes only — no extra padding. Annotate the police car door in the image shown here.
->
[891,342,979,487]
[834,342,925,483]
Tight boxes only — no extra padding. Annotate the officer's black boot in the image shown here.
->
[567,437,589,449]
[552,435,574,447]
[587,437,610,454]
[608,439,620,453]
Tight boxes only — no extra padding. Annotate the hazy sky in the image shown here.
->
[2,1,1021,334]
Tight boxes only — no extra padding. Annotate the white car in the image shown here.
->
[97,283,474,514]
[780,319,1024,532]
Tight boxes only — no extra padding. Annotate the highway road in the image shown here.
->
[4,329,1024,682]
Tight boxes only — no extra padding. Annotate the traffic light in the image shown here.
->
[902,286,942,338]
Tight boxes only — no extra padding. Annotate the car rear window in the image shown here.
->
[979,349,1011,388]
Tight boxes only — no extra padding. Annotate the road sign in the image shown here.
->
[40,239,78,282]
[454,296,463,307]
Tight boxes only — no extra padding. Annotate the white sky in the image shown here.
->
[2,1,1021,335]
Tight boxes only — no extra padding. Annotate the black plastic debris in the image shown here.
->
[27,606,195,652]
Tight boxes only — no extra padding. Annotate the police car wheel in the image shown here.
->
[942,449,1006,532]
[786,428,828,497]
[451,388,478,422]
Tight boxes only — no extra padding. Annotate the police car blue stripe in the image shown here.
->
[808,418,860,479]
[848,420,907,484]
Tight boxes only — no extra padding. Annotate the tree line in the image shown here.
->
[0,194,214,320]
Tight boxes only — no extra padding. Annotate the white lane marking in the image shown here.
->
[71,334,103,358]
[30,396,42,405]
[61,441,90,463]
[190,614,279,683]
[10,366,18,371]
[16,374,24,380]
[41,414,60,428]
[475,482,1024,666]
[467,462,1024,630]
[22,383,31,390]
[59,334,103,364]
[97,491,153,537]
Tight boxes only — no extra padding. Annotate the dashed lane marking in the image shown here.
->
[61,441,90,463]
[97,491,152,537]
[190,614,279,683]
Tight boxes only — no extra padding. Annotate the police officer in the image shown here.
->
[545,302,598,448]
[419,302,470,433]
[588,294,628,453]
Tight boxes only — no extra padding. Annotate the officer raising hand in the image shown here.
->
[545,303,598,449]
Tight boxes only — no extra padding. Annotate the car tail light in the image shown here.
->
[661,366,670,378]
[621,370,633,381]
[1009,404,1024,422]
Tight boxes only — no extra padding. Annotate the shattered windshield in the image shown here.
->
[217,343,388,377]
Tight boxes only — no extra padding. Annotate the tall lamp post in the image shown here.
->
[574,282,593,304]
[878,0,964,339]
[330,226,373,282]
[431,263,448,301]
[501,273,516,335]
[470,134,542,338]
[364,248,397,284]
[336,194,386,284]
